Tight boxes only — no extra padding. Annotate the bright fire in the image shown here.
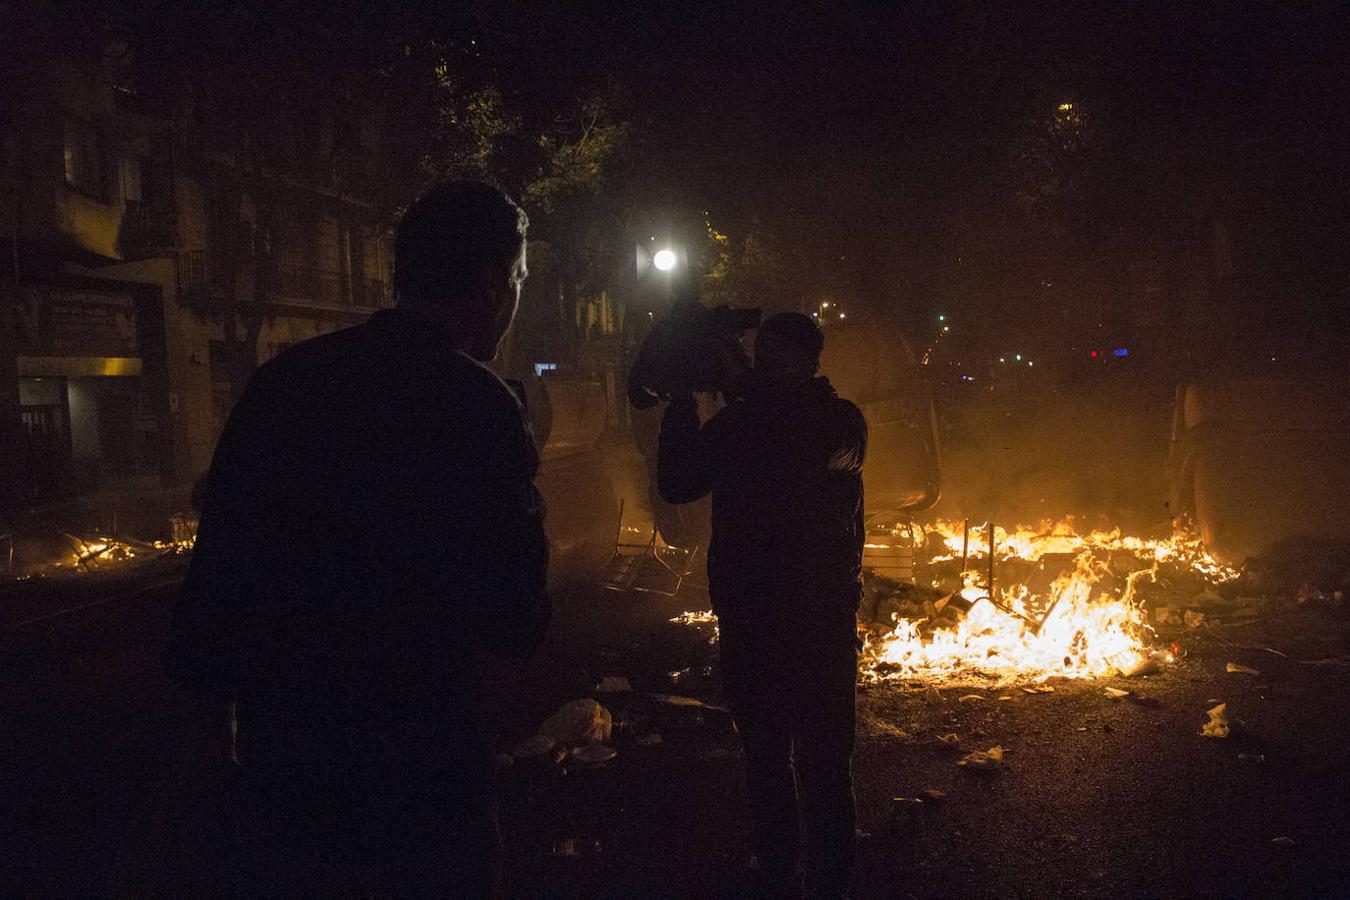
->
[675,519,1239,685]
[866,518,1238,684]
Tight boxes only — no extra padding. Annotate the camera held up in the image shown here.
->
[626,301,762,409]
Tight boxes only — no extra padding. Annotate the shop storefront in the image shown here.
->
[9,278,171,501]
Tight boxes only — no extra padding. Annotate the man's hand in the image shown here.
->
[715,334,753,399]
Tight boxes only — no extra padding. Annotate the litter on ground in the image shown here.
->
[958,746,1005,771]
[1201,703,1230,738]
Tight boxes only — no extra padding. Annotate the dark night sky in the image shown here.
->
[468,2,1348,327]
[481,4,1331,198]
[41,1,1350,342]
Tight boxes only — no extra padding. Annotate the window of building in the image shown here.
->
[210,383,234,435]
[63,117,104,198]
[119,157,143,203]
[332,114,367,171]
[1,108,16,173]
[331,105,369,192]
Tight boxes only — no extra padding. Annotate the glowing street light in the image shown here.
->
[653,249,677,271]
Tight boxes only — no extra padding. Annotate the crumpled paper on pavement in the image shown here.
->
[538,698,613,746]
[957,746,1005,771]
[1201,703,1230,738]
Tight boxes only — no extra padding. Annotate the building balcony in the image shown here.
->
[176,252,387,313]
[274,262,347,307]
[356,275,390,307]
[176,250,223,304]
[119,201,179,257]
[272,263,388,310]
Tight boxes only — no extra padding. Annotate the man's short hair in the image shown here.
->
[758,312,824,363]
[393,181,528,307]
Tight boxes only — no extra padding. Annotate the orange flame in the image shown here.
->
[861,519,1235,684]
[674,519,1237,685]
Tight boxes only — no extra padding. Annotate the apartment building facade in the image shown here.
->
[1,44,394,513]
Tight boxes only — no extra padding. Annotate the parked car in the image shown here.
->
[1167,378,1350,563]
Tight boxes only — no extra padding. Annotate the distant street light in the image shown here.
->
[653,249,677,271]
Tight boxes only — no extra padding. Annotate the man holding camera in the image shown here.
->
[658,312,867,898]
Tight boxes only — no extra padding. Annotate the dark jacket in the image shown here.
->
[166,308,549,797]
[658,376,866,620]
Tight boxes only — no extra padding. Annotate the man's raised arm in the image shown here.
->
[657,394,735,504]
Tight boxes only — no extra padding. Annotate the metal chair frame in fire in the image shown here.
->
[952,519,1059,634]
[604,500,702,597]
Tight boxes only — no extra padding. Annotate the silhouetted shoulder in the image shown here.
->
[833,396,866,431]
[249,317,523,419]
[255,321,378,376]
[827,396,867,472]
[451,351,526,414]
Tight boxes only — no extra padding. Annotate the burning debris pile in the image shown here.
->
[1,521,196,582]
[674,519,1243,686]
[856,519,1240,684]
[1,530,147,580]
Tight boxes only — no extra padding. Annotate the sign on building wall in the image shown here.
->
[14,286,139,358]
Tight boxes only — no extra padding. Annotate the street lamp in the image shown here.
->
[653,249,677,271]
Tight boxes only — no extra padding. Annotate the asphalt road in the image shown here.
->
[3,563,1348,898]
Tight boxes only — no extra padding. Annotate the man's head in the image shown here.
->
[753,312,824,385]
[394,181,529,360]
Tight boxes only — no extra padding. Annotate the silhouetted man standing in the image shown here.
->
[658,313,866,899]
[166,181,548,897]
